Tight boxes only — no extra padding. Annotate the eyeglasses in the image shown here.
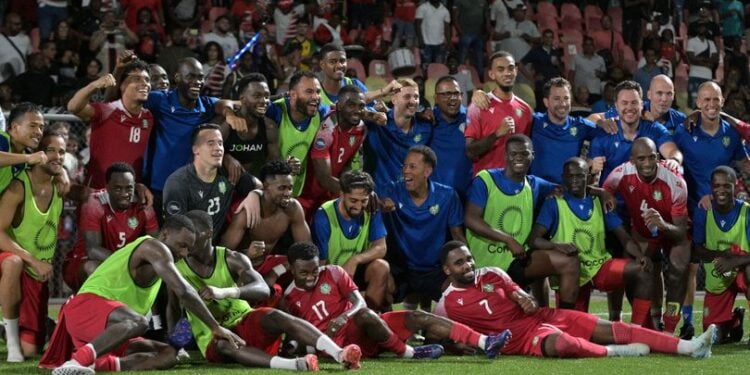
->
[436,91,461,98]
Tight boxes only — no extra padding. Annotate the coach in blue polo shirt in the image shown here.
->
[380,145,464,309]
[429,76,473,196]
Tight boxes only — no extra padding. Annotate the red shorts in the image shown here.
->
[512,308,599,357]
[62,254,85,292]
[332,311,412,358]
[556,258,630,312]
[703,281,748,329]
[0,251,49,346]
[205,307,282,362]
[63,293,141,356]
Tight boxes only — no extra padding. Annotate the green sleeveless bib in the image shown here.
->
[466,171,533,270]
[10,171,62,280]
[79,236,161,315]
[276,98,322,196]
[175,246,253,355]
[551,196,610,286]
[321,199,370,265]
[320,77,353,106]
[704,203,750,294]
[0,131,25,193]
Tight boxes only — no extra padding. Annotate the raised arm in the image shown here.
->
[68,74,116,122]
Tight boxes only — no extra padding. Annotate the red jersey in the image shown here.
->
[603,161,688,238]
[88,100,154,189]
[68,189,159,261]
[283,265,358,332]
[255,254,288,277]
[299,115,366,209]
[465,92,532,175]
[436,267,545,354]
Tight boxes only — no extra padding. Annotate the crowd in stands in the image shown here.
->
[2,0,750,370]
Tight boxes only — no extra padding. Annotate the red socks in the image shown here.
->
[630,298,651,326]
[663,313,681,334]
[612,321,678,354]
[71,344,96,367]
[553,333,607,358]
[94,355,120,371]
[381,333,407,356]
[449,323,481,347]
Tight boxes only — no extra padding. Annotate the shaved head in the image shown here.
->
[631,137,657,156]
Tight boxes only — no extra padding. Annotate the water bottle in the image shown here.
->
[640,200,658,237]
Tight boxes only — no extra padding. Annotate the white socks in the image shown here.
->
[4,319,23,362]
[402,345,415,358]
[315,335,343,362]
[477,335,488,349]
[270,356,299,370]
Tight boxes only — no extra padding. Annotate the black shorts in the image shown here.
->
[507,257,532,287]
[390,263,446,303]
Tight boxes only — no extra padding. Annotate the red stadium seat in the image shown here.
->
[560,3,583,33]
[607,6,623,33]
[347,58,366,82]
[584,4,604,32]
[536,1,558,22]
[29,27,40,53]
[426,63,449,79]
[208,7,229,23]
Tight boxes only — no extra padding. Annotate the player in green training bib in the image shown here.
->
[172,210,363,371]
[0,103,49,193]
[692,166,750,344]
[0,132,65,362]
[42,215,244,375]
[529,158,653,324]
[312,170,392,312]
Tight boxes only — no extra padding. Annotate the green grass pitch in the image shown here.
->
[2,297,750,374]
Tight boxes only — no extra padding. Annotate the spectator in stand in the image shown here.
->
[121,0,165,32]
[284,18,317,72]
[634,48,664,93]
[0,13,31,84]
[273,0,306,47]
[446,54,474,107]
[622,0,649,54]
[250,28,284,94]
[0,84,14,112]
[134,6,166,63]
[521,28,563,111]
[723,36,749,87]
[719,0,745,47]
[49,20,83,62]
[89,11,139,73]
[222,51,254,100]
[489,0,523,52]
[686,22,718,108]
[494,4,539,71]
[37,1,69,40]
[230,0,266,24]
[592,15,626,69]
[348,0,380,30]
[688,3,721,43]
[570,85,592,117]
[39,41,59,75]
[657,29,681,80]
[200,41,230,97]
[202,15,240,59]
[165,0,202,29]
[591,82,616,114]
[569,37,607,105]
[392,0,417,49]
[453,0,489,79]
[415,0,451,73]
[156,26,198,79]
[10,53,57,107]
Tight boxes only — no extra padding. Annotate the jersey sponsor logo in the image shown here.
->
[229,144,263,152]
[482,283,494,292]
[653,190,663,201]
[314,138,327,150]
[219,182,227,194]
[320,282,331,295]
[166,201,182,215]
[35,219,58,253]
[572,228,595,255]
[429,204,440,215]
[722,136,731,147]
[128,216,139,229]
[496,206,524,238]
[581,257,608,268]
[569,127,578,136]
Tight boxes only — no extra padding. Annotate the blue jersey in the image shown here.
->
[466,168,557,211]
[589,119,673,183]
[382,180,463,271]
[144,90,219,191]
[604,101,686,134]
[536,192,623,235]
[673,119,747,211]
[321,78,369,104]
[312,199,387,261]
[265,97,330,132]
[529,112,602,184]
[692,199,750,245]
[430,106,473,196]
[364,109,433,194]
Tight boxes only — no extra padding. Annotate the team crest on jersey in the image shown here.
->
[219,182,227,194]
[722,136,731,147]
[429,204,440,215]
[320,283,331,295]
[459,122,466,133]
[142,119,149,128]
[653,190,663,201]
[414,134,422,143]
[349,136,356,146]
[569,127,578,136]
[515,108,523,117]
[482,283,494,292]
[128,217,138,229]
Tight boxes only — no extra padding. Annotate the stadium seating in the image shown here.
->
[426,63,449,80]
[560,3,583,34]
[584,4,604,33]
[347,58,366,82]
[607,6,623,33]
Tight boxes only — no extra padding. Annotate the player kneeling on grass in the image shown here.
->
[437,241,717,359]
[282,242,511,366]
[692,166,750,344]
[169,210,361,371]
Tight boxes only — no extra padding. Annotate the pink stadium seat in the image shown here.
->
[584,4,604,32]
[426,63,449,79]
[560,3,583,30]
[347,58,366,82]
[208,7,229,23]
[560,28,583,48]
[537,14,560,34]
[607,6,623,33]
[536,1,558,21]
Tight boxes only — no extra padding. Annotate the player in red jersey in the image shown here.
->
[298,85,367,222]
[243,240,288,308]
[67,60,154,189]
[282,242,511,365]
[437,241,716,359]
[603,137,691,333]
[63,162,159,291]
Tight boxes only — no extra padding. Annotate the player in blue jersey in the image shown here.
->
[380,145,464,310]
[530,77,606,184]
[364,78,433,195]
[429,76,473,196]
